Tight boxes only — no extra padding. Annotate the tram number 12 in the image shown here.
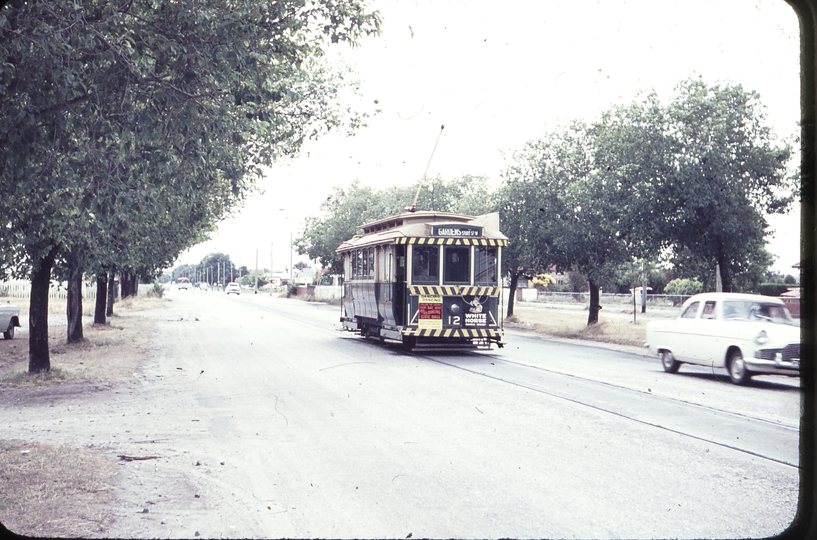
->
[447,315,461,326]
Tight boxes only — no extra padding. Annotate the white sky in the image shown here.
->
[178,0,802,276]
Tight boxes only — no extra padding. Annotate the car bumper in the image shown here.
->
[749,344,800,376]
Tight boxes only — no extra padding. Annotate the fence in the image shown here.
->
[510,288,802,318]
[509,289,692,307]
[0,279,99,301]
[0,279,156,302]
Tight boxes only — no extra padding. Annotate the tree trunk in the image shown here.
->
[587,278,601,325]
[121,271,139,298]
[66,267,84,343]
[106,270,116,316]
[29,247,58,373]
[120,271,130,298]
[94,271,107,325]
[717,256,732,292]
[506,269,521,318]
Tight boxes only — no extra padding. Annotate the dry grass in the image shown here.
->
[0,296,165,388]
[0,440,118,538]
[506,305,649,347]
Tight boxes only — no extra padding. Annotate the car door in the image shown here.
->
[667,300,701,362]
[689,300,720,366]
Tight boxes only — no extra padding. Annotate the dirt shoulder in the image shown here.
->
[0,296,165,538]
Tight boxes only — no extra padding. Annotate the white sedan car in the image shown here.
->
[225,282,241,295]
[1,300,21,340]
[646,292,800,385]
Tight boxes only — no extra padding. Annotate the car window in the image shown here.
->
[680,301,699,319]
[722,301,795,324]
[702,301,716,320]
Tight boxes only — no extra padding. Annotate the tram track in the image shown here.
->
[414,351,801,469]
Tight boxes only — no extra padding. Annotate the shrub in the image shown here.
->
[757,283,789,297]
[146,281,164,298]
[286,282,297,298]
[663,278,703,296]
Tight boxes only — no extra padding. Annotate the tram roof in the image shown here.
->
[336,211,508,252]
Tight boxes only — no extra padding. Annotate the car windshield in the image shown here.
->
[722,301,795,325]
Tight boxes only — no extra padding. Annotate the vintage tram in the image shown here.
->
[337,211,508,351]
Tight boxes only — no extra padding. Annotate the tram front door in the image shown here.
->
[394,244,406,326]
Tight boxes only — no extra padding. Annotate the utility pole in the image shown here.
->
[255,249,259,294]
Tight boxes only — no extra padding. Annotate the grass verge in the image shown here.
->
[506,305,648,347]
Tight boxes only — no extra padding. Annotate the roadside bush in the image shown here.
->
[757,282,789,297]
[286,282,297,298]
[146,281,164,298]
[663,278,703,296]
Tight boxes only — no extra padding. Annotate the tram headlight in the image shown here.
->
[449,302,462,315]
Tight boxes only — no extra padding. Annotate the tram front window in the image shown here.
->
[444,246,470,284]
[412,245,439,284]
[475,246,497,285]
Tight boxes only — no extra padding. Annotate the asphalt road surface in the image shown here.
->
[6,288,805,538]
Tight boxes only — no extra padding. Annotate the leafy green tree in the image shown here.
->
[297,176,495,274]
[196,253,236,285]
[657,79,796,292]
[0,0,380,372]
[498,133,573,316]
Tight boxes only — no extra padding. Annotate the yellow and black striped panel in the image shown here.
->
[408,285,500,296]
[402,327,504,339]
[395,237,508,247]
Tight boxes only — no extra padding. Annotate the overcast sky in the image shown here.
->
[178,0,802,276]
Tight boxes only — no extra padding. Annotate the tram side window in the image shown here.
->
[443,246,470,284]
[355,249,365,279]
[474,246,497,285]
[412,245,439,284]
[367,247,375,279]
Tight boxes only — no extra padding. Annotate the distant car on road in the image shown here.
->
[646,292,800,385]
[0,300,21,340]
[225,282,241,295]
[177,277,191,290]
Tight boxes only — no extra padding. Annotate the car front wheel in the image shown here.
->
[728,350,751,385]
[661,351,680,373]
[3,323,14,340]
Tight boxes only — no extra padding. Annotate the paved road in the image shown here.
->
[4,289,803,538]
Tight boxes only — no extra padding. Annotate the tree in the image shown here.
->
[657,79,796,292]
[1,0,381,372]
[500,79,795,324]
[297,176,495,274]
[498,134,572,317]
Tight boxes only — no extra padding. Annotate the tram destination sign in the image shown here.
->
[432,225,482,238]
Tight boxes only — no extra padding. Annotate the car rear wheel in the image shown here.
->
[3,323,14,340]
[728,350,751,385]
[661,351,680,373]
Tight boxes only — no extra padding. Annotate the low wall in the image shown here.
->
[314,285,342,301]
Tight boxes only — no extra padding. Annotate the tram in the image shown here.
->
[337,211,508,351]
